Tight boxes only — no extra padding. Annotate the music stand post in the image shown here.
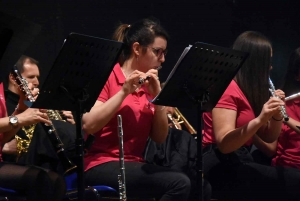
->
[32,33,123,201]
[151,42,248,201]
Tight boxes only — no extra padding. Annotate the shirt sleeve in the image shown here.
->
[97,78,110,103]
[215,82,238,111]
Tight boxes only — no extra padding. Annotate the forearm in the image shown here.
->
[0,115,21,144]
[217,118,265,153]
[258,118,282,143]
[253,134,277,157]
[82,90,127,134]
[149,105,169,144]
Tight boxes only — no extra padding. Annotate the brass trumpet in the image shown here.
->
[167,107,197,134]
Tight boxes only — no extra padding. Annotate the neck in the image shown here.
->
[121,57,138,77]
[8,84,19,95]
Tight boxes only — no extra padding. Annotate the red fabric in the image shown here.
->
[202,80,253,148]
[272,98,300,169]
[0,83,6,162]
[84,63,155,171]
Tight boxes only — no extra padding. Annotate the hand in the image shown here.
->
[16,108,52,127]
[60,110,76,124]
[17,83,39,111]
[142,68,161,98]
[274,89,285,100]
[258,96,285,123]
[122,70,147,94]
[2,139,17,155]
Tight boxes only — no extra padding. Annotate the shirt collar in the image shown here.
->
[113,63,146,93]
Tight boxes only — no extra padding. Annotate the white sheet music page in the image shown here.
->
[150,45,192,103]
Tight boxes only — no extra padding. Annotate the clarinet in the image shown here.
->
[12,67,77,175]
[117,115,127,201]
[268,77,289,121]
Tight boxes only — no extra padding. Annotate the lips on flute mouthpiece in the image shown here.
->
[156,66,162,70]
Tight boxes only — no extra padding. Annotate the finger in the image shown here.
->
[39,109,48,113]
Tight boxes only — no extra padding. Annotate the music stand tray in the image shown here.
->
[151,42,248,201]
[0,10,41,83]
[32,32,123,201]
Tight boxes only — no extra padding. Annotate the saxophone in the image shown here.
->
[47,110,66,122]
[15,110,65,159]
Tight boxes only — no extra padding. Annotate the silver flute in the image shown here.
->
[117,115,127,201]
[285,92,300,101]
[268,77,289,121]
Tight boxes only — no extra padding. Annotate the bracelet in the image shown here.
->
[272,116,283,121]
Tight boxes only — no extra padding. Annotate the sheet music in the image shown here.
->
[151,45,192,102]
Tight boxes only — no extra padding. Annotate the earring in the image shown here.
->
[136,56,139,61]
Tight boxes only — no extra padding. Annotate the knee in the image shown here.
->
[172,172,191,194]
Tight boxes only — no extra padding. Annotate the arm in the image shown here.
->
[150,105,168,143]
[82,90,127,134]
[213,96,284,154]
[253,134,277,157]
[256,89,285,142]
[144,69,168,144]
[82,70,145,134]
[1,85,51,143]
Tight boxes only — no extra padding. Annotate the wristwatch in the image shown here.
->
[9,116,19,128]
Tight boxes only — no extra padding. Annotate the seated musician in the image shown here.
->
[254,47,300,170]
[82,18,191,201]
[0,66,66,200]
[202,31,300,201]
[2,55,77,175]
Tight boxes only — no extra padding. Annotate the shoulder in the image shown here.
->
[216,80,246,109]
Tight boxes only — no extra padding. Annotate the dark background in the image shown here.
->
[1,0,300,131]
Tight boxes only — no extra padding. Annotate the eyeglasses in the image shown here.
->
[151,47,168,58]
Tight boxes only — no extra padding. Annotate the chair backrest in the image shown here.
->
[64,172,78,191]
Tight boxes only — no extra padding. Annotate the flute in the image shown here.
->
[138,66,162,84]
[117,115,127,201]
[268,77,289,121]
[285,92,300,101]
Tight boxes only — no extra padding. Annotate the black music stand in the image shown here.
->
[151,42,248,201]
[32,32,123,201]
[0,10,41,82]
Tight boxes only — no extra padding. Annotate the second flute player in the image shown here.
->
[82,18,191,201]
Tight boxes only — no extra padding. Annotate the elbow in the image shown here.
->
[217,144,233,154]
[259,135,277,143]
[215,137,234,154]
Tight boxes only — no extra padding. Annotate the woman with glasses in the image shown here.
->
[82,18,191,201]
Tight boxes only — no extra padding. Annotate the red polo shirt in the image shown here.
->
[202,80,253,148]
[84,63,155,171]
[272,98,300,169]
[0,83,6,161]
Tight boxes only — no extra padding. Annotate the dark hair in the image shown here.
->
[112,18,169,65]
[282,47,300,96]
[14,55,39,73]
[233,31,272,116]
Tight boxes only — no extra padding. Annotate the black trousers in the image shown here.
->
[85,161,191,201]
[0,163,66,201]
[203,144,300,201]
